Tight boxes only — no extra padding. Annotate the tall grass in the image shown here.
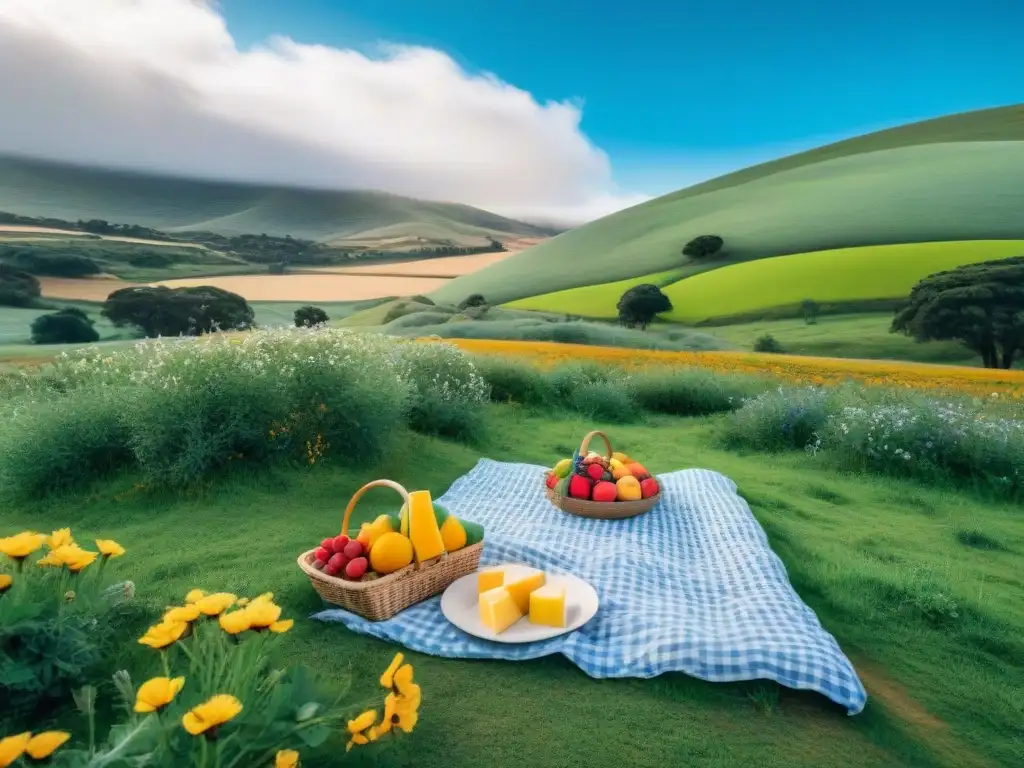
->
[0,329,489,495]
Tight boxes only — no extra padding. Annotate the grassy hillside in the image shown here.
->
[0,155,555,246]
[432,106,1024,306]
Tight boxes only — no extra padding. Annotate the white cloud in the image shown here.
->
[0,0,648,225]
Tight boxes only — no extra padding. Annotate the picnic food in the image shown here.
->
[479,587,523,633]
[439,515,467,552]
[503,567,546,613]
[529,584,567,628]
[548,447,659,503]
[370,532,415,574]
[477,565,506,594]
[408,490,446,563]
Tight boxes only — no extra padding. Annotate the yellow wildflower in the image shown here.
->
[0,732,31,767]
[380,691,420,734]
[135,676,185,713]
[25,731,70,760]
[36,544,98,572]
[46,528,74,550]
[275,749,300,768]
[218,609,251,635]
[392,663,416,697]
[345,709,378,752]
[182,694,243,736]
[194,592,236,616]
[138,620,188,649]
[380,652,404,688]
[0,574,11,594]
[163,605,201,623]
[268,619,293,634]
[185,589,206,604]
[96,539,126,558]
[0,532,45,560]
[245,600,282,629]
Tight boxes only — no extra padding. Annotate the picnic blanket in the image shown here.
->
[313,459,868,715]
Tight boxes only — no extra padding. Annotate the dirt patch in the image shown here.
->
[855,659,991,768]
[0,225,204,249]
[38,276,134,301]
[154,274,450,302]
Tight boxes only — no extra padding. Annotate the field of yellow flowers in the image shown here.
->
[441,339,1024,399]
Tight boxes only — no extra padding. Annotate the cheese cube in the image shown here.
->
[478,587,523,634]
[476,566,506,595]
[529,584,567,628]
[503,567,546,614]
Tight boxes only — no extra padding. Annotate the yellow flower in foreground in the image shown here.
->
[380,652,404,689]
[392,663,417,697]
[0,574,11,593]
[25,731,70,759]
[381,691,420,734]
[46,528,74,550]
[185,589,206,604]
[245,599,282,629]
[163,604,201,623]
[182,695,243,736]
[0,732,31,767]
[0,532,45,560]
[96,539,126,558]
[269,619,293,634]
[275,749,300,768]
[218,609,251,635]
[135,676,185,713]
[37,544,98,572]
[138,620,188,649]
[194,592,236,616]
[345,709,378,753]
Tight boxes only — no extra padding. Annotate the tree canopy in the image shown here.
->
[31,308,100,345]
[102,285,255,338]
[617,284,673,330]
[0,264,41,307]
[891,256,1024,369]
[294,305,329,327]
[682,235,724,260]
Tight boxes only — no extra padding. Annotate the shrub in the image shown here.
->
[386,310,454,329]
[410,295,436,305]
[397,341,490,441]
[2,250,101,277]
[30,309,100,345]
[571,380,640,423]
[682,235,724,259]
[753,334,785,353]
[457,293,487,310]
[722,386,833,451]
[268,262,287,275]
[548,362,615,401]
[0,264,41,307]
[802,299,820,325]
[631,368,749,416]
[128,252,172,268]
[294,305,329,327]
[473,356,555,406]
[617,284,672,329]
[102,285,255,337]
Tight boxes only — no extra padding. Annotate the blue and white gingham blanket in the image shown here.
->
[313,459,867,714]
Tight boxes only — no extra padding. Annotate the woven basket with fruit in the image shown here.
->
[544,431,661,519]
[298,479,484,621]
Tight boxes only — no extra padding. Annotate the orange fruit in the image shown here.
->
[369,532,414,574]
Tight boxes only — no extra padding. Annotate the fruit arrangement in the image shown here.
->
[307,491,483,583]
[545,447,660,503]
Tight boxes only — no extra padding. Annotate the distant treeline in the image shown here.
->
[0,211,507,265]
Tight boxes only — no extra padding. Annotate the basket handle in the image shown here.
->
[340,479,411,536]
[579,430,613,460]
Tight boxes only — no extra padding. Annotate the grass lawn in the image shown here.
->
[6,406,1020,768]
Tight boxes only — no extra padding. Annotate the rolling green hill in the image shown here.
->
[0,155,555,247]
[432,105,1024,308]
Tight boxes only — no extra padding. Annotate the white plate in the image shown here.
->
[440,567,599,644]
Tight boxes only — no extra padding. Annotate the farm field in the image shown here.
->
[431,107,1024,307]
[0,223,206,249]
[505,269,684,317]
[5,406,1022,768]
[307,249,517,277]
[153,274,451,302]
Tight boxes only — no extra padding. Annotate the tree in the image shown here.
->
[31,309,100,345]
[891,256,1024,369]
[802,299,820,325]
[102,285,255,338]
[457,294,487,310]
[753,333,785,353]
[617,284,673,330]
[294,305,329,327]
[0,264,42,307]
[682,235,724,260]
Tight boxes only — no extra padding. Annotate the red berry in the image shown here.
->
[314,547,330,563]
[586,463,604,481]
[333,535,349,552]
[545,472,559,489]
[320,537,335,553]
[345,556,369,580]
[324,564,340,577]
[328,552,348,571]
[312,560,325,571]
[343,540,364,559]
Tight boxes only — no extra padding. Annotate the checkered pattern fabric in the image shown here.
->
[313,459,867,714]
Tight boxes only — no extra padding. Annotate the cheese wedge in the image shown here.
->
[407,490,445,563]
[503,567,546,614]
[479,587,523,634]
[476,566,506,595]
[529,584,567,627]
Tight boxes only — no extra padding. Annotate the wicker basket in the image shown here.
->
[545,430,660,520]
[298,479,483,621]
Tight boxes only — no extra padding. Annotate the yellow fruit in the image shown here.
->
[439,515,467,552]
[612,452,631,464]
[399,503,409,536]
[612,464,633,480]
[369,533,414,574]
[608,458,624,471]
[552,458,572,478]
[364,515,394,552]
[616,476,642,501]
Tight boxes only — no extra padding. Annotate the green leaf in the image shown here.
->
[296,701,320,722]
[461,521,485,546]
[432,502,450,526]
[296,722,332,747]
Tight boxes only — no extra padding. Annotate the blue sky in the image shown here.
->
[221,0,1023,196]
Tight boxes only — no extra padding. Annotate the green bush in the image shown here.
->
[722,386,833,451]
[386,310,454,329]
[1,248,101,277]
[753,334,786,353]
[473,356,555,406]
[102,285,255,337]
[30,309,100,344]
[294,305,329,327]
[396,342,490,442]
[0,264,42,308]
[570,380,640,423]
[548,362,615,401]
[631,368,749,416]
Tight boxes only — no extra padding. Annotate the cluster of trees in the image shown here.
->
[77,219,169,240]
[102,286,255,338]
[0,245,101,277]
[294,305,329,327]
[0,264,42,307]
[617,284,672,330]
[31,307,99,345]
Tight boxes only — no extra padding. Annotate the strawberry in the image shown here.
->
[314,546,330,563]
[345,556,369,580]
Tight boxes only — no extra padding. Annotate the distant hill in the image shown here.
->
[432,104,1024,312]
[0,155,556,249]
